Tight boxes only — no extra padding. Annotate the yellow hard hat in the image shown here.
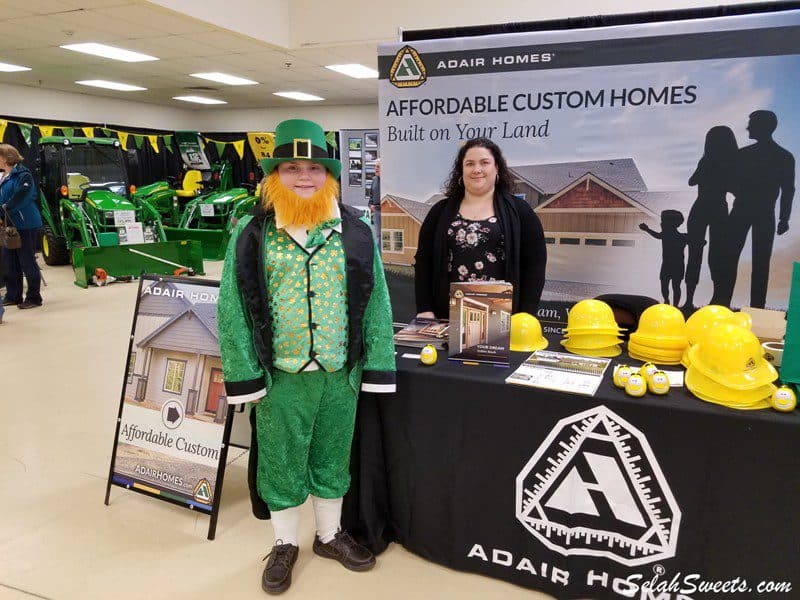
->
[729,311,752,330]
[629,332,688,350]
[688,323,778,390]
[510,313,548,352]
[566,299,620,332]
[685,366,774,410]
[560,333,623,349]
[680,346,691,368]
[686,305,735,346]
[628,349,683,366]
[561,342,622,358]
[627,339,684,359]
[632,304,687,344]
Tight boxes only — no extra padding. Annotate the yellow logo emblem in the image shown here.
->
[193,478,213,505]
[389,45,427,88]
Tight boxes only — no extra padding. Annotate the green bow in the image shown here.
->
[305,217,342,248]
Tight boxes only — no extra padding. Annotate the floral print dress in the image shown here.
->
[447,213,506,282]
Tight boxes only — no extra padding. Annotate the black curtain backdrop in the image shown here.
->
[3,116,342,190]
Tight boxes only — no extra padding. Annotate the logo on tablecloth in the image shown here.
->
[515,405,680,567]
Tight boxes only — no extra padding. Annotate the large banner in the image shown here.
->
[106,275,232,539]
[378,10,800,310]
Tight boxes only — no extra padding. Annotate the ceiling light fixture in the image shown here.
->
[273,91,324,101]
[60,43,159,63]
[172,95,227,105]
[190,72,258,86]
[0,61,31,72]
[324,63,378,79]
[76,80,146,91]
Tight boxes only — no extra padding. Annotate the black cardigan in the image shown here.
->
[414,191,547,319]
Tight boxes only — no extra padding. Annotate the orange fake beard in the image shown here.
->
[261,171,339,228]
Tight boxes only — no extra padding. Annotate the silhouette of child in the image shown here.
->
[640,210,689,306]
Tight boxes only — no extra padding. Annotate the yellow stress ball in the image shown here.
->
[639,362,659,380]
[771,386,797,413]
[625,373,647,398]
[420,345,438,366]
[648,370,670,395]
[613,365,633,388]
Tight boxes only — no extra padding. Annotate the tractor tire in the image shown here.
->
[42,225,70,266]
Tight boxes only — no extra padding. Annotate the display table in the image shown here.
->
[342,344,800,599]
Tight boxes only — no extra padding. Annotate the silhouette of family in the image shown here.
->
[640,110,795,309]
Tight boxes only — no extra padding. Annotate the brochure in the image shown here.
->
[393,317,450,349]
[448,281,513,365]
[505,350,612,396]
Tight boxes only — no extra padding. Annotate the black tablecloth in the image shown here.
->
[343,342,800,599]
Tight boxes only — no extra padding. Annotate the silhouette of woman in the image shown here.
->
[685,126,739,309]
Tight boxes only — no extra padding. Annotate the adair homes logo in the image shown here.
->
[390,45,427,88]
[516,406,681,567]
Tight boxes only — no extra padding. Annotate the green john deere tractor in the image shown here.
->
[133,131,259,260]
[37,136,204,288]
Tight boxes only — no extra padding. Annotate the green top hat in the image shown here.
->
[259,119,341,179]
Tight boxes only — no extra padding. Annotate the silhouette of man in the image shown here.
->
[718,111,795,308]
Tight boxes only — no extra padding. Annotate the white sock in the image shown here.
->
[312,496,342,543]
[270,505,301,546]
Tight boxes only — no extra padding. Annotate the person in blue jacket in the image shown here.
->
[0,144,43,309]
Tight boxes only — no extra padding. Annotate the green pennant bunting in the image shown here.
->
[101,128,114,137]
[18,123,32,146]
[164,134,174,153]
[214,141,227,157]
[61,127,75,137]
[324,131,338,150]
[133,135,144,150]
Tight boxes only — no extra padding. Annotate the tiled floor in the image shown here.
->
[0,258,554,600]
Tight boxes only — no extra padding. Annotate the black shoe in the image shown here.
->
[18,301,42,310]
[2,299,19,306]
[261,542,299,595]
[313,531,376,572]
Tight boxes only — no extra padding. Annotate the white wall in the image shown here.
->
[0,83,195,131]
[194,104,379,132]
[1,82,376,132]
[289,0,772,47]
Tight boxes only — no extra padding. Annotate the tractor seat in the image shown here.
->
[176,170,203,198]
[67,173,90,200]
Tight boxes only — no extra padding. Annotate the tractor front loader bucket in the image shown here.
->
[71,240,205,288]
[164,227,231,261]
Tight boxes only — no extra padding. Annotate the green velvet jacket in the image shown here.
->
[218,203,396,403]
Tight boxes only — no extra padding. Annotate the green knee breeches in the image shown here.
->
[254,368,359,511]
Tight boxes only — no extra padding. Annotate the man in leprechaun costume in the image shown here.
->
[218,119,395,594]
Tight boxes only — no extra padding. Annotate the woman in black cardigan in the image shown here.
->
[414,137,547,319]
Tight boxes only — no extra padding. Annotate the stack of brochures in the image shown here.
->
[505,350,612,396]
[393,317,450,349]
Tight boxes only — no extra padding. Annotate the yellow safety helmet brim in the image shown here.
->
[511,337,548,353]
[562,343,622,358]
[688,344,778,390]
[685,368,774,409]
[629,332,689,350]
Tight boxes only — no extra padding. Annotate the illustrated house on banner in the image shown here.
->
[379,158,693,284]
[125,280,226,423]
[511,157,656,245]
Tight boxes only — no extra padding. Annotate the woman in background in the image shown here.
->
[0,144,43,310]
[414,137,547,319]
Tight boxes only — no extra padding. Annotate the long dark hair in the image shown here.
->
[703,126,738,164]
[443,137,515,199]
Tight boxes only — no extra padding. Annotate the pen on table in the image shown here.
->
[462,361,480,366]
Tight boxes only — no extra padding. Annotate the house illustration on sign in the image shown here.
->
[380,158,694,288]
[125,280,226,424]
